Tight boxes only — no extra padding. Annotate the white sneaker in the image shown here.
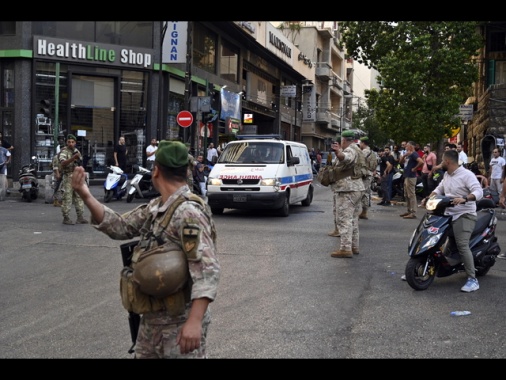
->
[401,275,406,281]
[497,252,506,259]
[461,277,479,293]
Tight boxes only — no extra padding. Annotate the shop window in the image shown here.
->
[193,23,217,74]
[220,39,239,83]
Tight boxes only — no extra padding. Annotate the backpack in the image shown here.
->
[350,144,368,179]
[365,150,378,172]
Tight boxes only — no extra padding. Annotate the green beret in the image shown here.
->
[360,136,369,142]
[67,134,77,141]
[341,130,355,138]
[155,140,188,168]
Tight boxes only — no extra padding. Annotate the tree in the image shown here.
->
[340,21,484,145]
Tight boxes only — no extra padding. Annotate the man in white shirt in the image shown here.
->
[146,138,158,170]
[206,142,218,165]
[457,143,468,167]
[488,148,505,200]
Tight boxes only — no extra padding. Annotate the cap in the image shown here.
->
[360,136,369,142]
[155,140,188,168]
[341,130,355,138]
[67,134,77,141]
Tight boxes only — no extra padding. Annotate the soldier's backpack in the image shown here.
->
[365,150,378,172]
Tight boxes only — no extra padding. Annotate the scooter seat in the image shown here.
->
[473,209,493,236]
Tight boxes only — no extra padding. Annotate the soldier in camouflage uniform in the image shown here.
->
[329,130,365,258]
[358,136,376,220]
[71,140,220,359]
[59,135,88,225]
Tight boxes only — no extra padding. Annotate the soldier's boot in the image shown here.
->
[359,209,368,219]
[352,247,360,255]
[76,216,89,224]
[328,229,340,237]
[63,216,74,225]
[331,250,353,258]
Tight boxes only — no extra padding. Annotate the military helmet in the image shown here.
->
[133,247,189,298]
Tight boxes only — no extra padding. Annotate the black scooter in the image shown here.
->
[404,195,501,291]
[18,156,39,202]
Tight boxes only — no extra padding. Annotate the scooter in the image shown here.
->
[404,195,501,291]
[18,156,39,202]
[126,165,159,203]
[104,165,128,203]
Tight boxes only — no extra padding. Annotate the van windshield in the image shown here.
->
[219,142,284,164]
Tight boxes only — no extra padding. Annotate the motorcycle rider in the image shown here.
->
[418,149,483,292]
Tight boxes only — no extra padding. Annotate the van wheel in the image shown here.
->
[277,194,290,217]
[211,207,224,215]
[301,185,313,207]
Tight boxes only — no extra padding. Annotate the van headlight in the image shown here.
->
[260,178,277,186]
[208,177,222,186]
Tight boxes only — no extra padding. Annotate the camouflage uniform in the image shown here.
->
[187,153,195,192]
[360,145,373,215]
[330,144,365,253]
[59,146,86,221]
[93,185,220,359]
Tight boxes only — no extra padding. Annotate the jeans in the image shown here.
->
[381,172,393,202]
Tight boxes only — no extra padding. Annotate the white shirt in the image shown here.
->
[146,144,157,162]
[458,150,468,165]
[489,155,505,179]
[433,165,483,220]
[207,147,218,163]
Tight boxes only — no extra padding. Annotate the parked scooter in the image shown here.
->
[126,165,159,203]
[18,156,39,202]
[104,165,128,203]
[404,195,501,291]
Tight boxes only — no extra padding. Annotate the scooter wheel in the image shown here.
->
[405,256,437,291]
[126,193,134,203]
[104,190,113,203]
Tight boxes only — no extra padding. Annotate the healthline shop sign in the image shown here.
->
[33,36,154,69]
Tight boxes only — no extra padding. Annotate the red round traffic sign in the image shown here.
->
[176,110,193,128]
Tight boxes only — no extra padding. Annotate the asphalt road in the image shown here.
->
[1,183,506,358]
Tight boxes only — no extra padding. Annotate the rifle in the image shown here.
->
[120,240,141,354]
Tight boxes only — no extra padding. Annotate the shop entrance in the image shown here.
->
[70,74,116,178]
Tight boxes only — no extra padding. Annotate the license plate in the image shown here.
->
[233,194,247,202]
[22,184,32,189]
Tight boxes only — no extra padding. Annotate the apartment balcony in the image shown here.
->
[316,111,331,124]
[316,62,332,80]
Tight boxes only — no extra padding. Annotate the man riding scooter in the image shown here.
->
[403,149,483,292]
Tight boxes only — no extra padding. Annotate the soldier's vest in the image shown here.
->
[120,193,217,317]
[350,144,368,179]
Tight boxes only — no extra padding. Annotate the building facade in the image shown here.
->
[1,21,323,183]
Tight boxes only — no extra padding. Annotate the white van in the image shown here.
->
[206,136,314,216]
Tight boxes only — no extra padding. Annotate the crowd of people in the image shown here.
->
[320,134,506,292]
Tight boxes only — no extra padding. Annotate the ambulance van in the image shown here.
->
[206,135,314,216]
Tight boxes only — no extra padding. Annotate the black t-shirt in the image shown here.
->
[114,144,127,171]
[379,154,396,176]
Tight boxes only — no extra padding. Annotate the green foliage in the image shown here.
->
[340,21,484,145]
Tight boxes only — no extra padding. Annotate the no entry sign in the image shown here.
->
[176,111,193,128]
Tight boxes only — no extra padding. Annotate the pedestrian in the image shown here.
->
[0,145,11,175]
[358,136,377,219]
[0,131,14,151]
[419,149,483,292]
[206,142,218,166]
[59,134,88,225]
[114,136,128,172]
[377,146,396,206]
[457,143,468,167]
[329,130,366,258]
[51,139,66,207]
[70,140,220,358]
[193,155,207,198]
[399,141,424,219]
[146,138,158,171]
[488,148,505,204]
[420,144,437,199]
